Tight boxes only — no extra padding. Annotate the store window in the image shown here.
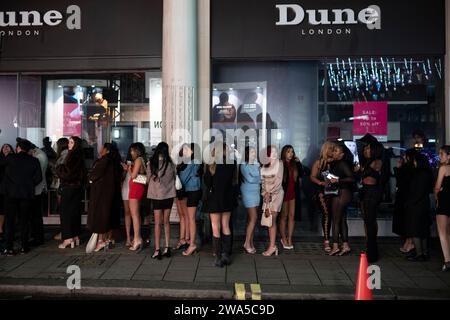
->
[212,57,444,234]
[0,72,162,219]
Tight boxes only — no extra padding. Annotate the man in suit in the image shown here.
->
[1,138,42,255]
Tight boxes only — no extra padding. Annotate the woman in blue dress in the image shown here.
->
[240,146,261,254]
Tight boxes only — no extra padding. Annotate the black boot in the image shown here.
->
[221,234,232,266]
[213,237,224,268]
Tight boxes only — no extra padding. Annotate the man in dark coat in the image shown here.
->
[0,138,42,255]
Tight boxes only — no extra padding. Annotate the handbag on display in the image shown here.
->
[261,200,273,228]
[86,233,98,254]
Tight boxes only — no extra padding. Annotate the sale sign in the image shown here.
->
[353,101,388,141]
[63,103,82,137]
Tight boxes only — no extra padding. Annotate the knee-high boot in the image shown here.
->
[213,237,224,268]
[221,234,232,266]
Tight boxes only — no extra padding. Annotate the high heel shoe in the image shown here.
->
[324,241,331,253]
[58,240,75,249]
[152,249,162,260]
[125,240,133,248]
[243,245,256,254]
[174,239,188,250]
[280,239,290,250]
[74,238,80,247]
[129,241,143,253]
[94,241,109,252]
[162,247,171,258]
[338,247,351,256]
[182,245,198,256]
[262,246,278,257]
[329,246,340,256]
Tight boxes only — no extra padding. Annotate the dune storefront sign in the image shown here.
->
[0,5,81,37]
[276,4,381,36]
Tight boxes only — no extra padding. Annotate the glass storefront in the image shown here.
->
[212,57,445,235]
[0,72,162,219]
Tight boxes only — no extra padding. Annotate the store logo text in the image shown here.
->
[276,4,381,37]
[0,5,81,37]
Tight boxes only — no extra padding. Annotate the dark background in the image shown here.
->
[0,0,163,72]
[211,0,446,58]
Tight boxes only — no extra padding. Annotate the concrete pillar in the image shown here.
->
[197,0,211,149]
[162,0,198,150]
[446,0,450,144]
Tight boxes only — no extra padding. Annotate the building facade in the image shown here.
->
[0,0,448,236]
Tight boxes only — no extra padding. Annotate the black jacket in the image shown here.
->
[0,151,42,200]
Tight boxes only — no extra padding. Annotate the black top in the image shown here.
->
[330,160,355,191]
[361,160,382,185]
[0,152,42,200]
[202,163,237,213]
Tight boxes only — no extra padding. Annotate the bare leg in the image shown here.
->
[163,208,171,248]
[266,212,279,251]
[437,215,450,262]
[244,207,257,250]
[123,200,132,245]
[287,200,296,247]
[221,212,231,236]
[176,199,186,245]
[129,199,142,245]
[279,202,288,247]
[154,210,162,251]
[210,213,221,238]
[187,206,197,247]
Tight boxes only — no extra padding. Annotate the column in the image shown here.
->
[162,0,198,150]
[197,0,211,149]
[446,0,450,144]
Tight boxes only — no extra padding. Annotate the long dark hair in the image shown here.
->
[1,144,15,158]
[104,142,121,164]
[66,136,83,163]
[150,142,173,181]
[334,142,354,169]
[440,145,450,165]
[129,142,147,163]
[56,138,69,158]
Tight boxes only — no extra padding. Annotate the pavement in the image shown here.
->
[1,227,450,300]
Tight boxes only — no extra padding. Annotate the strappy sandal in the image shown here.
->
[329,246,341,256]
[174,239,188,250]
[324,241,332,253]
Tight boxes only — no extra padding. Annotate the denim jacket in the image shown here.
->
[178,163,202,192]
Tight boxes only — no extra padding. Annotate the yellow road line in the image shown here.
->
[250,283,262,300]
[235,283,246,300]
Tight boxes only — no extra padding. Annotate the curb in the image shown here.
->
[0,284,234,300]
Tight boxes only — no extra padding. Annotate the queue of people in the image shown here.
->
[0,135,449,272]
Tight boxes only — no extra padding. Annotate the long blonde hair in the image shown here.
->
[319,142,336,171]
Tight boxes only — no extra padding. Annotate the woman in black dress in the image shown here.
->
[56,136,86,249]
[434,145,450,271]
[393,149,416,254]
[404,153,433,262]
[202,143,238,268]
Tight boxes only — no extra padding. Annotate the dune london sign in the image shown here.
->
[276,4,381,36]
[0,5,81,37]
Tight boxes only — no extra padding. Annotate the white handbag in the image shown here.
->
[261,200,273,228]
[86,233,98,254]
[175,175,183,190]
[133,174,148,185]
